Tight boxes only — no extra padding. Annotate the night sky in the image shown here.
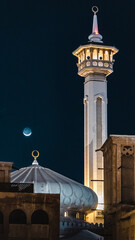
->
[0,0,134,183]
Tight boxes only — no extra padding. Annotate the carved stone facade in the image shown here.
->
[0,162,60,240]
[0,192,60,240]
[102,135,135,240]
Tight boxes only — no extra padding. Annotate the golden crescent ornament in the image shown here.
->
[92,6,99,14]
[32,150,39,160]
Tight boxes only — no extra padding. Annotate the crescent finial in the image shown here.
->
[32,150,39,164]
[92,6,99,15]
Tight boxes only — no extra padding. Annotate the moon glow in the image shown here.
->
[23,127,32,137]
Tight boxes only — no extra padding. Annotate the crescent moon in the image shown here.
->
[23,128,32,137]
[23,132,32,137]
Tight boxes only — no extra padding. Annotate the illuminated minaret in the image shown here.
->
[73,6,118,221]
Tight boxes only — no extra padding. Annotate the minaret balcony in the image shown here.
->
[73,44,118,78]
[77,59,113,77]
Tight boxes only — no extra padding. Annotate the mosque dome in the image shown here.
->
[11,156,98,215]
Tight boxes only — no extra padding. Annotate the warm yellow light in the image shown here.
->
[98,50,103,60]
[86,49,90,60]
[93,49,97,59]
[96,203,104,210]
[104,50,109,61]
[81,52,83,62]
[110,52,113,61]
[64,211,68,217]
[94,29,98,35]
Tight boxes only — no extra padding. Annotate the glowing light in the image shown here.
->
[23,127,32,137]
[94,29,98,35]
[104,50,109,61]
[98,50,103,60]
[96,194,104,210]
[96,203,104,210]
[86,49,90,60]
[110,52,113,61]
[93,49,97,59]
[64,211,68,217]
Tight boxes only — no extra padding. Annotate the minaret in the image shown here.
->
[73,6,118,222]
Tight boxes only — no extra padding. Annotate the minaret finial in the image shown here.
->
[88,6,103,43]
[92,6,99,15]
[32,150,39,165]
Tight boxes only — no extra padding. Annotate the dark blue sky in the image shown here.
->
[0,0,134,183]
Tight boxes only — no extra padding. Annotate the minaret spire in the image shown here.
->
[88,6,103,43]
[73,5,118,223]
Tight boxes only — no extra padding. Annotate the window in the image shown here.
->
[81,51,85,62]
[78,55,81,64]
[98,50,103,60]
[104,50,109,61]
[9,210,26,224]
[110,52,113,61]
[86,49,90,60]
[31,210,49,224]
[93,49,97,60]
[64,211,68,217]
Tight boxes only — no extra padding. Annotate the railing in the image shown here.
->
[0,182,33,193]
[77,59,113,72]
[60,219,104,239]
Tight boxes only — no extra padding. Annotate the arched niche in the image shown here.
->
[31,210,49,224]
[9,209,26,224]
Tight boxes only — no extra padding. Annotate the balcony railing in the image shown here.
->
[0,182,33,193]
[77,59,113,72]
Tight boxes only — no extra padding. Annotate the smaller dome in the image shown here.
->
[11,163,98,213]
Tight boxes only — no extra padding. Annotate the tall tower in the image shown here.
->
[73,6,118,222]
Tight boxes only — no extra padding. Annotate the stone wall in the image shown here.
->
[102,135,135,240]
[0,192,60,240]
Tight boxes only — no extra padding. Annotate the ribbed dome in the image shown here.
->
[11,162,98,213]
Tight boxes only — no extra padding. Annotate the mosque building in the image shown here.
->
[10,6,118,238]
[11,151,98,239]
[73,6,118,223]
[0,5,120,240]
[11,3,118,231]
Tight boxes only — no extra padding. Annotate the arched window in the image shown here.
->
[81,51,85,62]
[9,210,26,224]
[0,212,3,224]
[93,49,97,59]
[86,49,90,60]
[110,52,113,61]
[98,50,103,60]
[31,210,49,224]
[64,211,68,217]
[104,50,109,61]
